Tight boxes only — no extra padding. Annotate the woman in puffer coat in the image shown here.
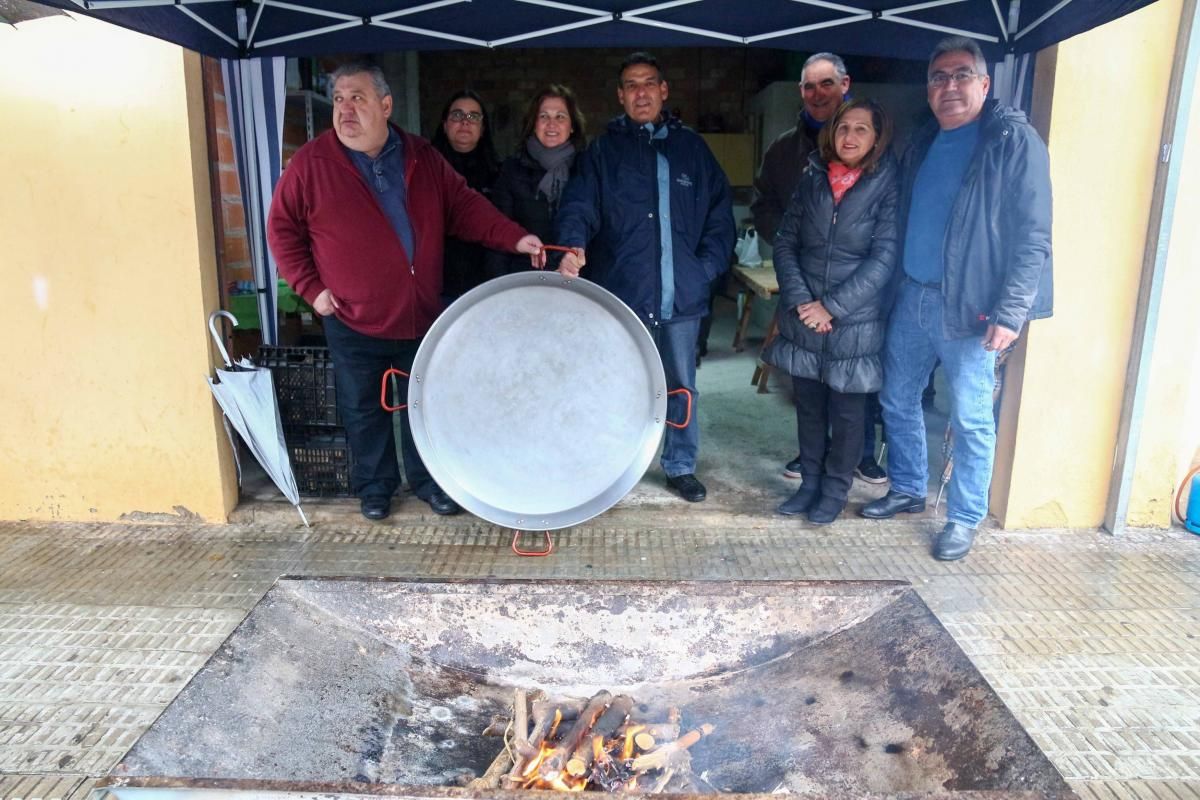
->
[485,84,586,277]
[763,98,898,526]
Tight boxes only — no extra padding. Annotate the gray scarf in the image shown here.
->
[525,136,576,208]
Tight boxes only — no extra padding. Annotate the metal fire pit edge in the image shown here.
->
[96,577,1076,800]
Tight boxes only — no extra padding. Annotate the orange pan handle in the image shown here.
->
[380,367,409,412]
[540,244,584,270]
[512,531,554,557]
[665,388,693,430]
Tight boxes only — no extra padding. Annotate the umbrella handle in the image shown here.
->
[208,309,238,368]
[380,368,409,412]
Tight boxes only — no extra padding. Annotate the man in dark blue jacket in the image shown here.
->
[557,52,735,503]
[860,37,1053,560]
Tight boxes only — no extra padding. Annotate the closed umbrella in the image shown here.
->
[207,310,309,527]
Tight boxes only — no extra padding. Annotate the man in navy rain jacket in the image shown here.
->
[556,52,735,503]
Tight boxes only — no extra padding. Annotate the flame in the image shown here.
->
[621,725,645,761]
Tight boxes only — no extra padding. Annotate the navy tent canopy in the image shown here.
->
[38,0,1155,60]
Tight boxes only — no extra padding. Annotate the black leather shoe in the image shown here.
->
[807,495,846,526]
[666,474,707,502]
[778,486,819,516]
[783,456,804,479]
[361,496,391,521]
[860,490,926,519]
[426,489,461,516]
[932,522,977,561]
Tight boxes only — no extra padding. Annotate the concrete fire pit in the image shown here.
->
[100,578,1074,799]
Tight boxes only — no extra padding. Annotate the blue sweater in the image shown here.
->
[902,119,980,285]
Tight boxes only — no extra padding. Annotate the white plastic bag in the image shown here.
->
[736,229,763,267]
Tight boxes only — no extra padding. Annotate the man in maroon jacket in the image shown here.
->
[269,63,544,521]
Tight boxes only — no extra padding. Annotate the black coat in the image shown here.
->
[895,101,1053,337]
[763,153,899,394]
[439,147,500,299]
[485,147,576,278]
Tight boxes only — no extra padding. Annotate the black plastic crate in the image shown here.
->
[258,346,340,429]
[287,427,353,497]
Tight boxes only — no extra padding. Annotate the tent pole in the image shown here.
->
[1104,0,1200,534]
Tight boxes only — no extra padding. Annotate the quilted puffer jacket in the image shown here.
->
[763,152,898,394]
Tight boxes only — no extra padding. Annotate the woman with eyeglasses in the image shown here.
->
[763,98,899,527]
[432,89,500,302]
[484,85,587,278]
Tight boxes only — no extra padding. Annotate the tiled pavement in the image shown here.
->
[0,513,1197,799]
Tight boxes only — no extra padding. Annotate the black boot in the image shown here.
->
[772,484,820,515]
[807,495,846,525]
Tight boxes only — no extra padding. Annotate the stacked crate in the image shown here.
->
[257,346,353,497]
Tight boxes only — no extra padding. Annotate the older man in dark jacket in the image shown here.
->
[557,52,735,503]
[861,37,1053,561]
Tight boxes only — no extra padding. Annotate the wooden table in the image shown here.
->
[731,262,780,393]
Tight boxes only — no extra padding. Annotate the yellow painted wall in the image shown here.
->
[0,15,237,522]
[1127,62,1200,527]
[997,0,1185,528]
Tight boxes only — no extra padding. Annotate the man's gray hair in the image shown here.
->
[328,62,391,99]
[928,36,988,78]
[801,52,848,82]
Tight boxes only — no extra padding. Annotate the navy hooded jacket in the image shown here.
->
[556,114,735,324]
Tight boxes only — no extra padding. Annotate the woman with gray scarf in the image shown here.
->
[486,85,587,278]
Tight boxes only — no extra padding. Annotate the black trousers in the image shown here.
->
[322,316,434,501]
[792,377,867,502]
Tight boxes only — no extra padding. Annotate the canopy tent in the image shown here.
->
[36,0,1156,60]
[30,0,1158,344]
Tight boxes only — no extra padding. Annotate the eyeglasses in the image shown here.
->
[928,70,980,88]
[447,109,483,124]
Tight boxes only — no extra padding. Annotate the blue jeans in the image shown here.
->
[880,281,998,528]
[647,318,701,477]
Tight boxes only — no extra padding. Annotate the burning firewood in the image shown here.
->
[481,714,509,737]
[466,747,514,790]
[519,697,584,760]
[565,695,633,777]
[533,697,586,724]
[489,691,712,793]
[537,690,613,781]
[630,723,715,772]
[511,688,529,755]
[507,691,608,786]
[618,721,680,751]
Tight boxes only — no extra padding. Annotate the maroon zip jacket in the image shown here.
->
[268,125,528,340]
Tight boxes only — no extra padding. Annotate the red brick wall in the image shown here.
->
[201,56,251,290]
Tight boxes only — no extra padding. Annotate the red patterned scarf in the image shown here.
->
[828,161,863,205]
